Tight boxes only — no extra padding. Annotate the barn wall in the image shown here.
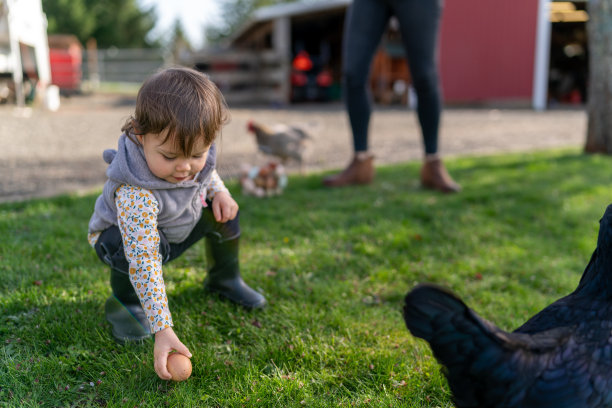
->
[439,0,540,104]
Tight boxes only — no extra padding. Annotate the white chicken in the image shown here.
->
[247,120,311,167]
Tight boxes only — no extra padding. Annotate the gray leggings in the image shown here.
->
[343,0,443,154]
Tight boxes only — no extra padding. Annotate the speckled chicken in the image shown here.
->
[247,120,310,166]
[403,204,612,408]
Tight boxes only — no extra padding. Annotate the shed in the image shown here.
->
[189,0,587,109]
[0,0,51,106]
[48,34,82,93]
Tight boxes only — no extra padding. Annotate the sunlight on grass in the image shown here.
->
[1,148,610,407]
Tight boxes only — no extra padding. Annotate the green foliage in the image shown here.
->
[167,19,193,60]
[42,0,96,45]
[1,148,610,406]
[170,19,191,49]
[206,0,306,44]
[42,0,158,48]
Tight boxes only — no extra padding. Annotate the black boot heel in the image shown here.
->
[105,268,151,343]
[105,294,151,343]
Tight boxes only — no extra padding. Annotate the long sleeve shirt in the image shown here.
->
[89,169,229,333]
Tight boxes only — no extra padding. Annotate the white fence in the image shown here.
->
[183,49,289,105]
[82,48,169,85]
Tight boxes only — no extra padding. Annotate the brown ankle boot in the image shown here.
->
[323,154,374,187]
[420,158,461,193]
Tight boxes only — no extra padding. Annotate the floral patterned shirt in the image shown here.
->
[88,170,229,333]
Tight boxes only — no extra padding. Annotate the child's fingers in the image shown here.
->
[176,343,192,358]
[212,200,223,222]
[230,204,238,220]
[226,204,236,221]
[224,203,237,221]
[154,354,172,380]
[215,202,235,223]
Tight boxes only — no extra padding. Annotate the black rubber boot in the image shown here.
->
[104,268,151,343]
[204,237,266,309]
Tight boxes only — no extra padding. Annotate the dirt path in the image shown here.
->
[0,93,586,203]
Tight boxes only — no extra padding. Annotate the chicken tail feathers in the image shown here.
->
[403,283,518,407]
[403,283,499,346]
[288,126,312,140]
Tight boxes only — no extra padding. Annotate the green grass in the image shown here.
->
[91,82,140,96]
[1,148,610,407]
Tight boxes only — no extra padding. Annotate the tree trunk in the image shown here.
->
[585,0,612,153]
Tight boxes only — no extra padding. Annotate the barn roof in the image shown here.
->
[251,0,351,21]
[231,0,351,45]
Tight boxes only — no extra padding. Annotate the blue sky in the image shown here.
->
[137,0,222,49]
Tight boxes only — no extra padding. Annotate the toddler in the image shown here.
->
[88,67,266,380]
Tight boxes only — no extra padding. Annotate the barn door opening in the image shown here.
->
[547,0,588,107]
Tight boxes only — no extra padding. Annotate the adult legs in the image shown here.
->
[391,0,442,155]
[323,0,390,187]
[392,0,460,193]
[343,0,391,153]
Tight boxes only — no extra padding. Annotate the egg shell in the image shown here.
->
[167,353,192,382]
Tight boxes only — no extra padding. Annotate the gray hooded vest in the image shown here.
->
[88,133,217,243]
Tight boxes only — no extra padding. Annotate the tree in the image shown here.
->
[167,19,193,63]
[205,0,306,44]
[42,0,158,48]
[585,0,612,153]
[42,0,97,44]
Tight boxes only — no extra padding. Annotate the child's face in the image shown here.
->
[137,131,209,183]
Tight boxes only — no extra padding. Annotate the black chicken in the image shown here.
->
[403,204,612,408]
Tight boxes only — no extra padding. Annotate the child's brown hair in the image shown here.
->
[122,67,229,155]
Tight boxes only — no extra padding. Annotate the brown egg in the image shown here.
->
[167,353,192,382]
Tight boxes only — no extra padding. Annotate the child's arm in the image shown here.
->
[115,185,172,331]
[206,170,238,223]
[115,185,191,378]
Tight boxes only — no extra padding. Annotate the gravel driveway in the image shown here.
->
[0,93,586,203]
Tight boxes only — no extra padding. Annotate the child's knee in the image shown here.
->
[201,206,241,241]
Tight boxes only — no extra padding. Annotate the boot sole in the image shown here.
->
[204,286,267,309]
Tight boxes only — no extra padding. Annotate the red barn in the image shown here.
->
[440,0,541,105]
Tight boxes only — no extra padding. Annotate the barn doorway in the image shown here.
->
[289,7,345,102]
[547,0,588,106]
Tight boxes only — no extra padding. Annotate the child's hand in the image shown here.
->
[153,327,192,380]
[212,191,238,223]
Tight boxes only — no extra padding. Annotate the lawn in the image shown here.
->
[1,148,611,407]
